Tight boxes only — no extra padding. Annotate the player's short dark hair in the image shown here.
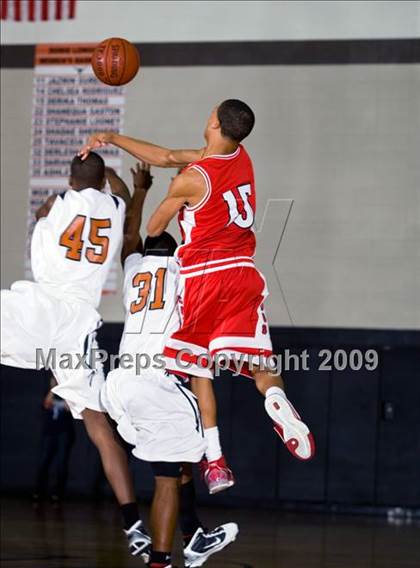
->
[144,231,178,257]
[217,99,255,142]
[70,152,105,188]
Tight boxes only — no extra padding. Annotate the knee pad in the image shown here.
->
[150,461,182,478]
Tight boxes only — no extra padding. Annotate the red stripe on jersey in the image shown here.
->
[168,370,190,381]
[163,347,177,357]
[41,0,48,19]
[228,361,253,379]
[211,347,273,357]
[14,0,21,20]
[180,256,254,275]
[214,347,273,380]
[55,0,62,19]
[163,347,211,368]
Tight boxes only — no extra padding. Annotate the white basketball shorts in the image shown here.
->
[1,280,105,419]
[101,368,207,463]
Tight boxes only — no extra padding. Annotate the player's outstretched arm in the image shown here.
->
[146,169,205,237]
[121,161,153,263]
[105,167,131,207]
[79,132,204,168]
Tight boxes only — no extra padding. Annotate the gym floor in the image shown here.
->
[1,498,419,568]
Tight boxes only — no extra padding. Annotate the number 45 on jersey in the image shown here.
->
[59,214,112,265]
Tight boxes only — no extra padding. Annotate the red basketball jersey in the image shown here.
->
[176,145,256,268]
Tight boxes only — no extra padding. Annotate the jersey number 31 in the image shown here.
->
[59,215,111,264]
[130,269,167,314]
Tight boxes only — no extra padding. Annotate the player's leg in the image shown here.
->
[81,408,150,556]
[82,409,134,504]
[253,369,284,395]
[180,463,203,543]
[149,462,181,568]
[209,266,315,461]
[112,372,208,565]
[164,272,235,494]
[190,377,235,494]
[181,463,239,568]
[53,309,151,557]
[252,368,315,460]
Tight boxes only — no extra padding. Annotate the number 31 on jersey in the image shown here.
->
[130,268,167,314]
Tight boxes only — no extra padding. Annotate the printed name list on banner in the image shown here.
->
[27,43,126,294]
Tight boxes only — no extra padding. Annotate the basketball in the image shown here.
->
[91,37,140,86]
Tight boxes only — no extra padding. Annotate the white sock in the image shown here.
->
[265,386,286,399]
[204,426,222,462]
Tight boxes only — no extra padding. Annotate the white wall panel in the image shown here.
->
[2,64,419,328]
[1,1,418,45]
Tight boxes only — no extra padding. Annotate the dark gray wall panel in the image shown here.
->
[326,364,380,504]
[376,348,420,506]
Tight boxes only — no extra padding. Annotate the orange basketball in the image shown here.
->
[91,38,140,86]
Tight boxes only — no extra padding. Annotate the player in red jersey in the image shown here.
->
[80,100,315,486]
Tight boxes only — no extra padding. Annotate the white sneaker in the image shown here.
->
[184,523,239,567]
[124,519,151,562]
[265,393,315,460]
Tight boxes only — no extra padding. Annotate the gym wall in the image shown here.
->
[1,1,420,508]
[2,1,418,44]
[1,0,420,328]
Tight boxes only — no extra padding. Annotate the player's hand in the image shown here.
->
[131,161,153,192]
[79,132,114,160]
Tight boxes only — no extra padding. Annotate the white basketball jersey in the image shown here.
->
[119,253,180,361]
[31,188,125,307]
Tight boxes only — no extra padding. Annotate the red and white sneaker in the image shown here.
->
[265,393,316,460]
[200,456,235,495]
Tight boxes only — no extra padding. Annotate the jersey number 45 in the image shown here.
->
[59,214,111,265]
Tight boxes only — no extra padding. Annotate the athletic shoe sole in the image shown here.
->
[265,394,315,460]
[127,531,151,562]
[208,478,236,495]
[129,541,150,561]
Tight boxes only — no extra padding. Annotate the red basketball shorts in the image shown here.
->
[164,258,273,379]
